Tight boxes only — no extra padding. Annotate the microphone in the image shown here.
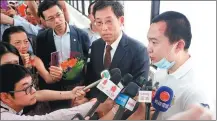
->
[135,76,148,88]
[151,86,174,120]
[117,73,133,90]
[110,68,121,76]
[85,73,122,117]
[83,68,120,91]
[113,82,139,120]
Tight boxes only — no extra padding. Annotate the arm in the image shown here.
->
[36,90,74,102]
[0,13,14,25]
[99,105,119,120]
[127,103,146,120]
[35,86,86,102]
[25,1,40,23]
[58,1,70,23]
[1,100,96,120]
[32,56,62,84]
[13,15,41,36]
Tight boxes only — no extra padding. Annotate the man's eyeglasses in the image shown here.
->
[45,12,63,22]
[9,84,35,95]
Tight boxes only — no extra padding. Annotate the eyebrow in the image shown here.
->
[47,12,61,18]
[22,83,29,86]
[95,16,112,20]
[148,37,158,41]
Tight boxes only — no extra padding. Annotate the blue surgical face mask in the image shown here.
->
[153,58,175,69]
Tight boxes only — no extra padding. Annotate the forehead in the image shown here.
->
[148,21,167,38]
[26,7,32,13]
[1,53,19,64]
[43,5,62,17]
[10,32,28,41]
[16,76,32,89]
[95,6,116,19]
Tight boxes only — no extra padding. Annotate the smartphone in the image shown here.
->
[50,51,60,66]
[0,0,8,11]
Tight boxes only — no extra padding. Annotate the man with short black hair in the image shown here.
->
[85,2,149,118]
[0,64,96,120]
[37,0,90,111]
[148,11,211,120]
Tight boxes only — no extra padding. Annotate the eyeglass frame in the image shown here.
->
[45,12,64,22]
[8,84,35,95]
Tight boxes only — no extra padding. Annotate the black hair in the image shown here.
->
[37,0,62,19]
[0,42,24,66]
[2,26,26,44]
[88,1,96,15]
[151,11,192,50]
[93,1,124,18]
[0,64,31,96]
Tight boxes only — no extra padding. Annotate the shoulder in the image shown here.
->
[123,34,147,52]
[91,38,104,47]
[37,28,52,38]
[69,25,88,36]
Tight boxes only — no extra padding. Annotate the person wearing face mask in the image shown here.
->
[147,11,212,120]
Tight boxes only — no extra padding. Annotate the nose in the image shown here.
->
[102,23,108,32]
[147,43,153,54]
[55,17,62,25]
[31,87,36,94]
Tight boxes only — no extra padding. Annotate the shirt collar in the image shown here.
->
[0,101,23,115]
[169,56,193,79]
[106,31,123,50]
[53,22,70,37]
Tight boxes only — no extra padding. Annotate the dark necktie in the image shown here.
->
[104,45,112,69]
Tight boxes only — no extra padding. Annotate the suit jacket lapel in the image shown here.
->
[47,29,56,53]
[97,39,105,72]
[110,33,128,69]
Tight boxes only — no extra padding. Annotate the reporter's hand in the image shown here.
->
[96,98,115,118]
[49,66,63,81]
[150,105,155,119]
[6,5,17,17]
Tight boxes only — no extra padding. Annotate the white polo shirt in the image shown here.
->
[153,57,211,120]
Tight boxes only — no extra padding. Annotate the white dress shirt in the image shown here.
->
[82,27,100,46]
[0,101,94,120]
[153,57,211,120]
[103,31,123,64]
[53,23,71,63]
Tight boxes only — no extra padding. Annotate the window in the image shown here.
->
[85,1,90,16]
[124,1,152,46]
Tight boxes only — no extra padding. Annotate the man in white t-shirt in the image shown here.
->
[147,11,211,120]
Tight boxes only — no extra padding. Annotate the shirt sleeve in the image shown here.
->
[181,86,212,111]
[1,101,94,120]
[13,15,41,36]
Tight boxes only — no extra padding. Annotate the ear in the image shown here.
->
[119,16,124,26]
[176,39,185,52]
[0,93,13,104]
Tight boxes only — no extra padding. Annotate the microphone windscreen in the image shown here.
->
[152,86,173,112]
[110,73,122,85]
[110,68,121,76]
[122,73,133,86]
[123,82,139,97]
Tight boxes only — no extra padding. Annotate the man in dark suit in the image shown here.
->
[36,0,89,111]
[85,1,150,99]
